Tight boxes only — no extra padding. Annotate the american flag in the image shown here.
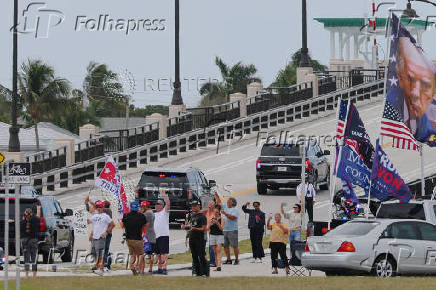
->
[336,99,348,139]
[381,102,420,151]
[380,14,420,151]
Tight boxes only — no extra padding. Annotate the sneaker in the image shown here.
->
[93,269,104,276]
[257,259,263,264]
[250,258,257,263]
[152,269,163,275]
[214,267,221,271]
[201,274,208,278]
[233,260,239,265]
[162,269,168,275]
[104,267,111,272]
[223,260,232,265]
[209,264,217,267]
[91,266,97,271]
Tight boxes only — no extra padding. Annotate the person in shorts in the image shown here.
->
[153,189,170,275]
[122,201,147,275]
[215,192,240,265]
[88,201,115,276]
[207,206,225,271]
[141,200,156,274]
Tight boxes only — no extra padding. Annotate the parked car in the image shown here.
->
[376,200,436,224]
[302,219,436,277]
[0,189,75,264]
[256,138,330,195]
[135,167,216,223]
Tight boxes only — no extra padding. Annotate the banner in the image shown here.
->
[72,209,88,236]
[381,13,436,149]
[370,139,412,202]
[337,144,371,192]
[342,180,358,203]
[95,156,129,217]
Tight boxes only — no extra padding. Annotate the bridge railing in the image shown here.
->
[28,78,386,194]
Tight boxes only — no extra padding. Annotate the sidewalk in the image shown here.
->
[0,251,324,279]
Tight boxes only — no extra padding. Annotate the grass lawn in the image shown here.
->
[2,276,436,290]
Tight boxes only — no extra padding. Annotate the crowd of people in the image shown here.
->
[81,179,315,277]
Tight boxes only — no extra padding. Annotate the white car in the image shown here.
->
[302,219,436,277]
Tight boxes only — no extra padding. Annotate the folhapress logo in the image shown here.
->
[12,2,65,39]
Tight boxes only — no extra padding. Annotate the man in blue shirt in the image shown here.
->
[215,192,240,265]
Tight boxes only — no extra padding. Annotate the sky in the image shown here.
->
[1,0,436,107]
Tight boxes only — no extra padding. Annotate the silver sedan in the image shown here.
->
[302,219,436,277]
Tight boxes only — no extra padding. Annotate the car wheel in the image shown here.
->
[257,183,267,195]
[372,255,397,277]
[320,169,330,190]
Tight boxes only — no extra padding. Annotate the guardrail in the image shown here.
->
[27,78,385,194]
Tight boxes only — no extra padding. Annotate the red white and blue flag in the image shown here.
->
[95,156,130,218]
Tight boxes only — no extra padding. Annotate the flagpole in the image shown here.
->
[420,144,425,196]
[328,98,352,230]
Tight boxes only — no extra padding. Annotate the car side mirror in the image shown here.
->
[65,208,73,217]
[323,150,330,156]
[209,180,217,188]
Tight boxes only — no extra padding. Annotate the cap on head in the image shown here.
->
[156,199,165,206]
[95,201,104,208]
[130,201,139,211]
[141,200,151,208]
[190,200,201,207]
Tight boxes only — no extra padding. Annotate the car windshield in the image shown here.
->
[261,144,301,156]
[139,172,188,188]
[325,221,379,236]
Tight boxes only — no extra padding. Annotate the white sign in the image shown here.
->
[8,176,31,185]
[8,163,31,185]
[72,209,88,236]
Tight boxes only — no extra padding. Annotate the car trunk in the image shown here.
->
[308,236,349,254]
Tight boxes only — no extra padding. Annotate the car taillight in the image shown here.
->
[321,228,329,234]
[337,241,355,252]
[39,217,46,232]
[256,159,261,169]
[305,243,310,252]
[187,188,192,200]
[305,160,312,171]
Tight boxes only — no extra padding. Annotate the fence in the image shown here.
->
[24,78,385,194]
[187,100,241,129]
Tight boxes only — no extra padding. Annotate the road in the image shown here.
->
[54,99,436,262]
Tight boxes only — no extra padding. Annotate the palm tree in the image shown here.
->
[199,57,260,106]
[0,84,12,123]
[19,59,71,152]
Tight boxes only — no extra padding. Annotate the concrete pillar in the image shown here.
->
[330,30,336,59]
[247,82,264,98]
[345,35,350,61]
[296,67,314,84]
[229,93,247,118]
[53,138,75,165]
[79,124,100,140]
[306,73,319,97]
[169,104,187,119]
[353,34,359,59]
[339,32,344,60]
[3,152,24,162]
[146,113,168,139]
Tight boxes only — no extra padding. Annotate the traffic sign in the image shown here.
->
[8,162,31,185]
[0,152,4,164]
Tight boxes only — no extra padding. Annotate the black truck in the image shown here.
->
[0,188,75,264]
[256,140,330,195]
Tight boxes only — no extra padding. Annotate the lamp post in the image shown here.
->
[9,0,20,152]
[299,0,311,67]
[171,0,184,106]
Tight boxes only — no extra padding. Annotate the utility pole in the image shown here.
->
[9,0,20,152]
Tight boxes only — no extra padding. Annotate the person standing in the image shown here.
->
[141,200,156,274]
[183,200,208,277]
[215,192,240,265]
[20,207,40,278]
[121,201,147,276]
[242,201,265,263]
[207,206,225,271]
[87,201,115,276]
[281,203,302,259]
[202,201,216,267]
[267,213,290,275]
[153,189,170,275]
[296,179,316,222]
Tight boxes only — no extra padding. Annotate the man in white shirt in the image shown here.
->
[153,189,170,275]
[296,179,316,222]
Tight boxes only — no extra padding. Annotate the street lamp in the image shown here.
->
[9,0,20,152]
[171,0,184,106]
[299,0,311,67]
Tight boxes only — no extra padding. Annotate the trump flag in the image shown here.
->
[370,139,412,202]
[381,14,436,149]
[95,156,130,217]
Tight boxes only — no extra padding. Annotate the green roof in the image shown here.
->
[314,17,429,28]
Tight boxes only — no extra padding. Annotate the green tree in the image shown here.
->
[0,85,12,123]
[199,57,260,106]
[129,105,169,117]
[271,50,328,87]
[18,59,71,151]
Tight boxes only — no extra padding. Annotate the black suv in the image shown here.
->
[256,140,330,195]
[135,167,216,222]
[0,187,75,264]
